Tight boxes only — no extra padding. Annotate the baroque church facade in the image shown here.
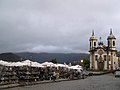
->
[89,29,119,71]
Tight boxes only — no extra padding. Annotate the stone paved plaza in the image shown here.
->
[4,74,120,90]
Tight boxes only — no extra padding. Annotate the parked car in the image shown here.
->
[115,70,120,78]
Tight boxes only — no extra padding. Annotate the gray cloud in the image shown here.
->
[0,0,120,53]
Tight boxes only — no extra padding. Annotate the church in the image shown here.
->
[89,29,119,71]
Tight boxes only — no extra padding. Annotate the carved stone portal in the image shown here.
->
[98,55,104,71]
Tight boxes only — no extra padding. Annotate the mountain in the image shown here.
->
[16,52,89,63]
[0,53,24,62]
[1,51,119,63]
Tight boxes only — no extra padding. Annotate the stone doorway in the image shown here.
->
[98,56,104,71]
[98,62,104,71]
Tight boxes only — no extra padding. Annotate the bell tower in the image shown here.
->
[89,30,97,50]
[89,30,97,70]
[107,28,116,50]
[107,28,117,70]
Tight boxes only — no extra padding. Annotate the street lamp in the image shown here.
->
[81,59,83,63]
[81,59,84,70]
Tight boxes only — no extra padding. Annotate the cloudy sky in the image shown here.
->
[0,0,120,53]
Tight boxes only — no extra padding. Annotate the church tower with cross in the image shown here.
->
[89,29,118,71]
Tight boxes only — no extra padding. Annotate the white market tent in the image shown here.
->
[9,62,25,66]
[41,62,55,67]
[0,60,82,70]
[68,65,83,70]
[0,60,10,66]
[30,61,44,68]
[55,64,69,68]
[0,60,44,68]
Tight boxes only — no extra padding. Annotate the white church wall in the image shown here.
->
[104,61,107,70]
[113,56,118,70]
[90,55,92,69]
[95,61,98,70]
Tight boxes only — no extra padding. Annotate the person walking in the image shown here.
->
[52,71,56,81]
[56,71,60,80]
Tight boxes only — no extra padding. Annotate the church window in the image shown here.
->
[108,41,109,46]
[104,55,107,61]
[95,55,98,61]
[98,49,104,55]
[94,42,96,46]
[113,41,115,46]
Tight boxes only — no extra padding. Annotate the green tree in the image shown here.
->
[82,57,90,70]
[49,58,58,64]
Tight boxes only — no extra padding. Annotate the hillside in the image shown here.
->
[16,52,89,63]
[0,53,24,62]
[0,52,89,63]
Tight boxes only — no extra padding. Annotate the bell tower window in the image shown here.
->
[104,55,107,61]
[108,41,110,47]
[113,41,115,46]
[95,55,98,61]
[94,42,96,47]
